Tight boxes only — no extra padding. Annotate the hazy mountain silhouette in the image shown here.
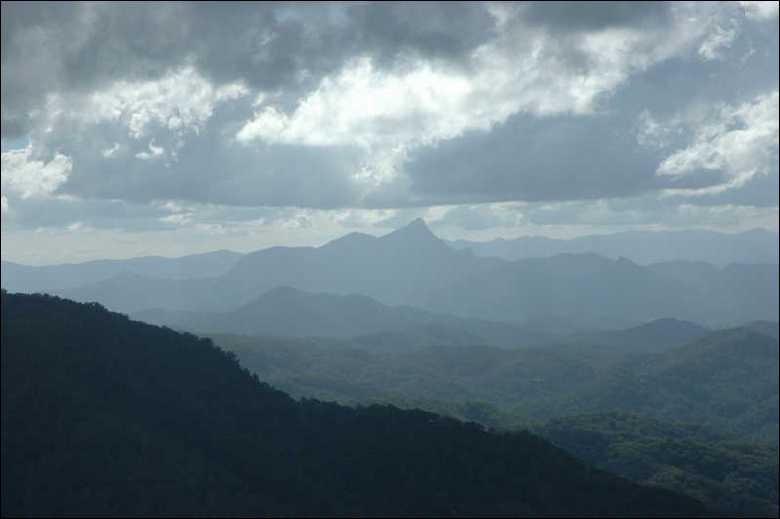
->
[222,218,488,307]
[0,249,241,293]
[3,219,778,329]
[425,253,778,328]
[1,291,708,517]
[449,228,779,266]
[132,286,552,349]
[59,273,221,313]
[562,318,711,353]
[744,320,780,340]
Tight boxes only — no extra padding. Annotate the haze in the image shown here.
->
[2,2,779,517]
[1,1,778,264]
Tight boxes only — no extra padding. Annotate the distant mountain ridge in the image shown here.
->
[221,218,482,307]
[0,249,241,293]
[132,286,555,349]
[560,318,711,353]
[3,219,778,329]
[448,228,779,266]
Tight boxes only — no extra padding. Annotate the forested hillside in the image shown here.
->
[1,292,707,517]
[538,414,779,517]
[215,325,779,442]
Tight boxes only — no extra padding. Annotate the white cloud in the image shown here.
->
[2,1,774,251]
[1,145,72,199]
[236,6,715,195]
[102,142,121,158]
[135,141,165,160]
[657,90,779,194]
[66,221,86,232]
[237,57,476,148]
[44,66,248,140]
[637,110,681,149]
[739,1,779,20]
[159,212,192,226]
[698,23,738,60]
[237,34,621,150]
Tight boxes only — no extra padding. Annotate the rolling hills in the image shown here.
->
[1,291,708,517]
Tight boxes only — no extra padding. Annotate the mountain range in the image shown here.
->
[448,228,779,266]
[2,219,778,329]
[0,249,241,293]
[132,286,558,349]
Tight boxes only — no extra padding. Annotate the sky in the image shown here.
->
[1,1,778,264]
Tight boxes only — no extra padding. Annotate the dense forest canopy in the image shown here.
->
[1,291,709,517]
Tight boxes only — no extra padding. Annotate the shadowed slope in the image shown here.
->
[1,291,707,517]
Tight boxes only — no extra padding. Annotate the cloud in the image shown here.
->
[1,2,495,137]
[387,3,778,209]
[698,22,739,61]
[522,196,779,232]
[1,1,777,257]
[40,66,248,143]
[395,108,665,206]
[234,2,740,208]
[739,1,780,20]
[518,1,673,32]
[657,90,779,195]
[435,203,526,231]
[135,141,165,161]
[1,145,71,199]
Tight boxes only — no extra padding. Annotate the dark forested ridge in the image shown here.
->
[209,325,780,516]
[0,291,708,517]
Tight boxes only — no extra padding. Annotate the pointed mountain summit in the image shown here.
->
[381,218,447,250]
[219,216,470,307]
[384,217,434,237]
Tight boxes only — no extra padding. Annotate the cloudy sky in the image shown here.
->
[1,1,778,264]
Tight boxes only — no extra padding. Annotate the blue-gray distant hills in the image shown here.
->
[0,249,241,293]
[448,228,779,265]
[131,286,553,349]
[2,220,778,329]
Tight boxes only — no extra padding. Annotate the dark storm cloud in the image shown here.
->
[520,1,672,32]
[398,110,675,206]
[1,1,495,136]
[1,196,173,231]
[1,192,298,232]
[609,19,780,118]
[2,0,777,234]
[396,16,779,208]
[56,119,363,209]
[665,164,780,208]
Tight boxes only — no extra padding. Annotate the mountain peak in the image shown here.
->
[407,217,429,229]
[383,218,439,243]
